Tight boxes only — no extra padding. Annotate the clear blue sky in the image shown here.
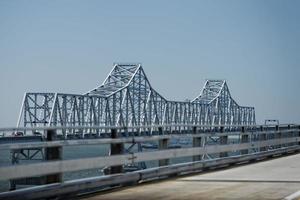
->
[0,0,299,127]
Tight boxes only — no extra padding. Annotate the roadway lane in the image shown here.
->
[82,153,300,200]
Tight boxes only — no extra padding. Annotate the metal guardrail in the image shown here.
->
[0,123,297,137]
[0,124,299,200]
[0,137,299,181]
[1,146,300,200]
[0,128,298,150]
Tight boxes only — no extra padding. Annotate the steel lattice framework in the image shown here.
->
[17,64,255,135]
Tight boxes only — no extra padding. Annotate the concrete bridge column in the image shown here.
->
[219,126,228,158]
[45,129,62,184]
[110,128,124,174]
[241,127,249,155]
[158,127,169,166]
[192,126,202,161]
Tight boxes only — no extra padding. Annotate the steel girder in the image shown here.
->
[17,64,256,135]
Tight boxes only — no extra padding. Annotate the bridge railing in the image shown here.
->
[0,123,295,137]
[0,124,299,200]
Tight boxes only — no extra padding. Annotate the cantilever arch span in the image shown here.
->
[17,63,255,135]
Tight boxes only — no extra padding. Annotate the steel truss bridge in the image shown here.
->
[3,64,300,200]
[17,63,255,137]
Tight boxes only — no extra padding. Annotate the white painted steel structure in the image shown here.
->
[17,64,255,136]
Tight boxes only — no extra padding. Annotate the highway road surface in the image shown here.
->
[82,153,300,200]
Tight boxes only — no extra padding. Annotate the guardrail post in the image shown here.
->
[158,127,169,166]
[298,125,300,146]
[259,126,267,152]
[288,125,296,147]
[110,128,124,174]
[241,126,249,155]
[192,126,202,161]
[219,126,228,157]
[275,125,281,148]
[45,129,62,184]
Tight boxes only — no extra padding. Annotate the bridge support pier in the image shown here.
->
[192,127,202,161]
[110,128,124,174]
[158,127,169,166]
[45,129,62,184]
[219,127,228,158]
[241,127,249,155]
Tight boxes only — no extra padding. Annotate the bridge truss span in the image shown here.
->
[17,63,255,136]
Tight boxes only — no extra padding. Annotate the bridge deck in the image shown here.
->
[82,153,300,200]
